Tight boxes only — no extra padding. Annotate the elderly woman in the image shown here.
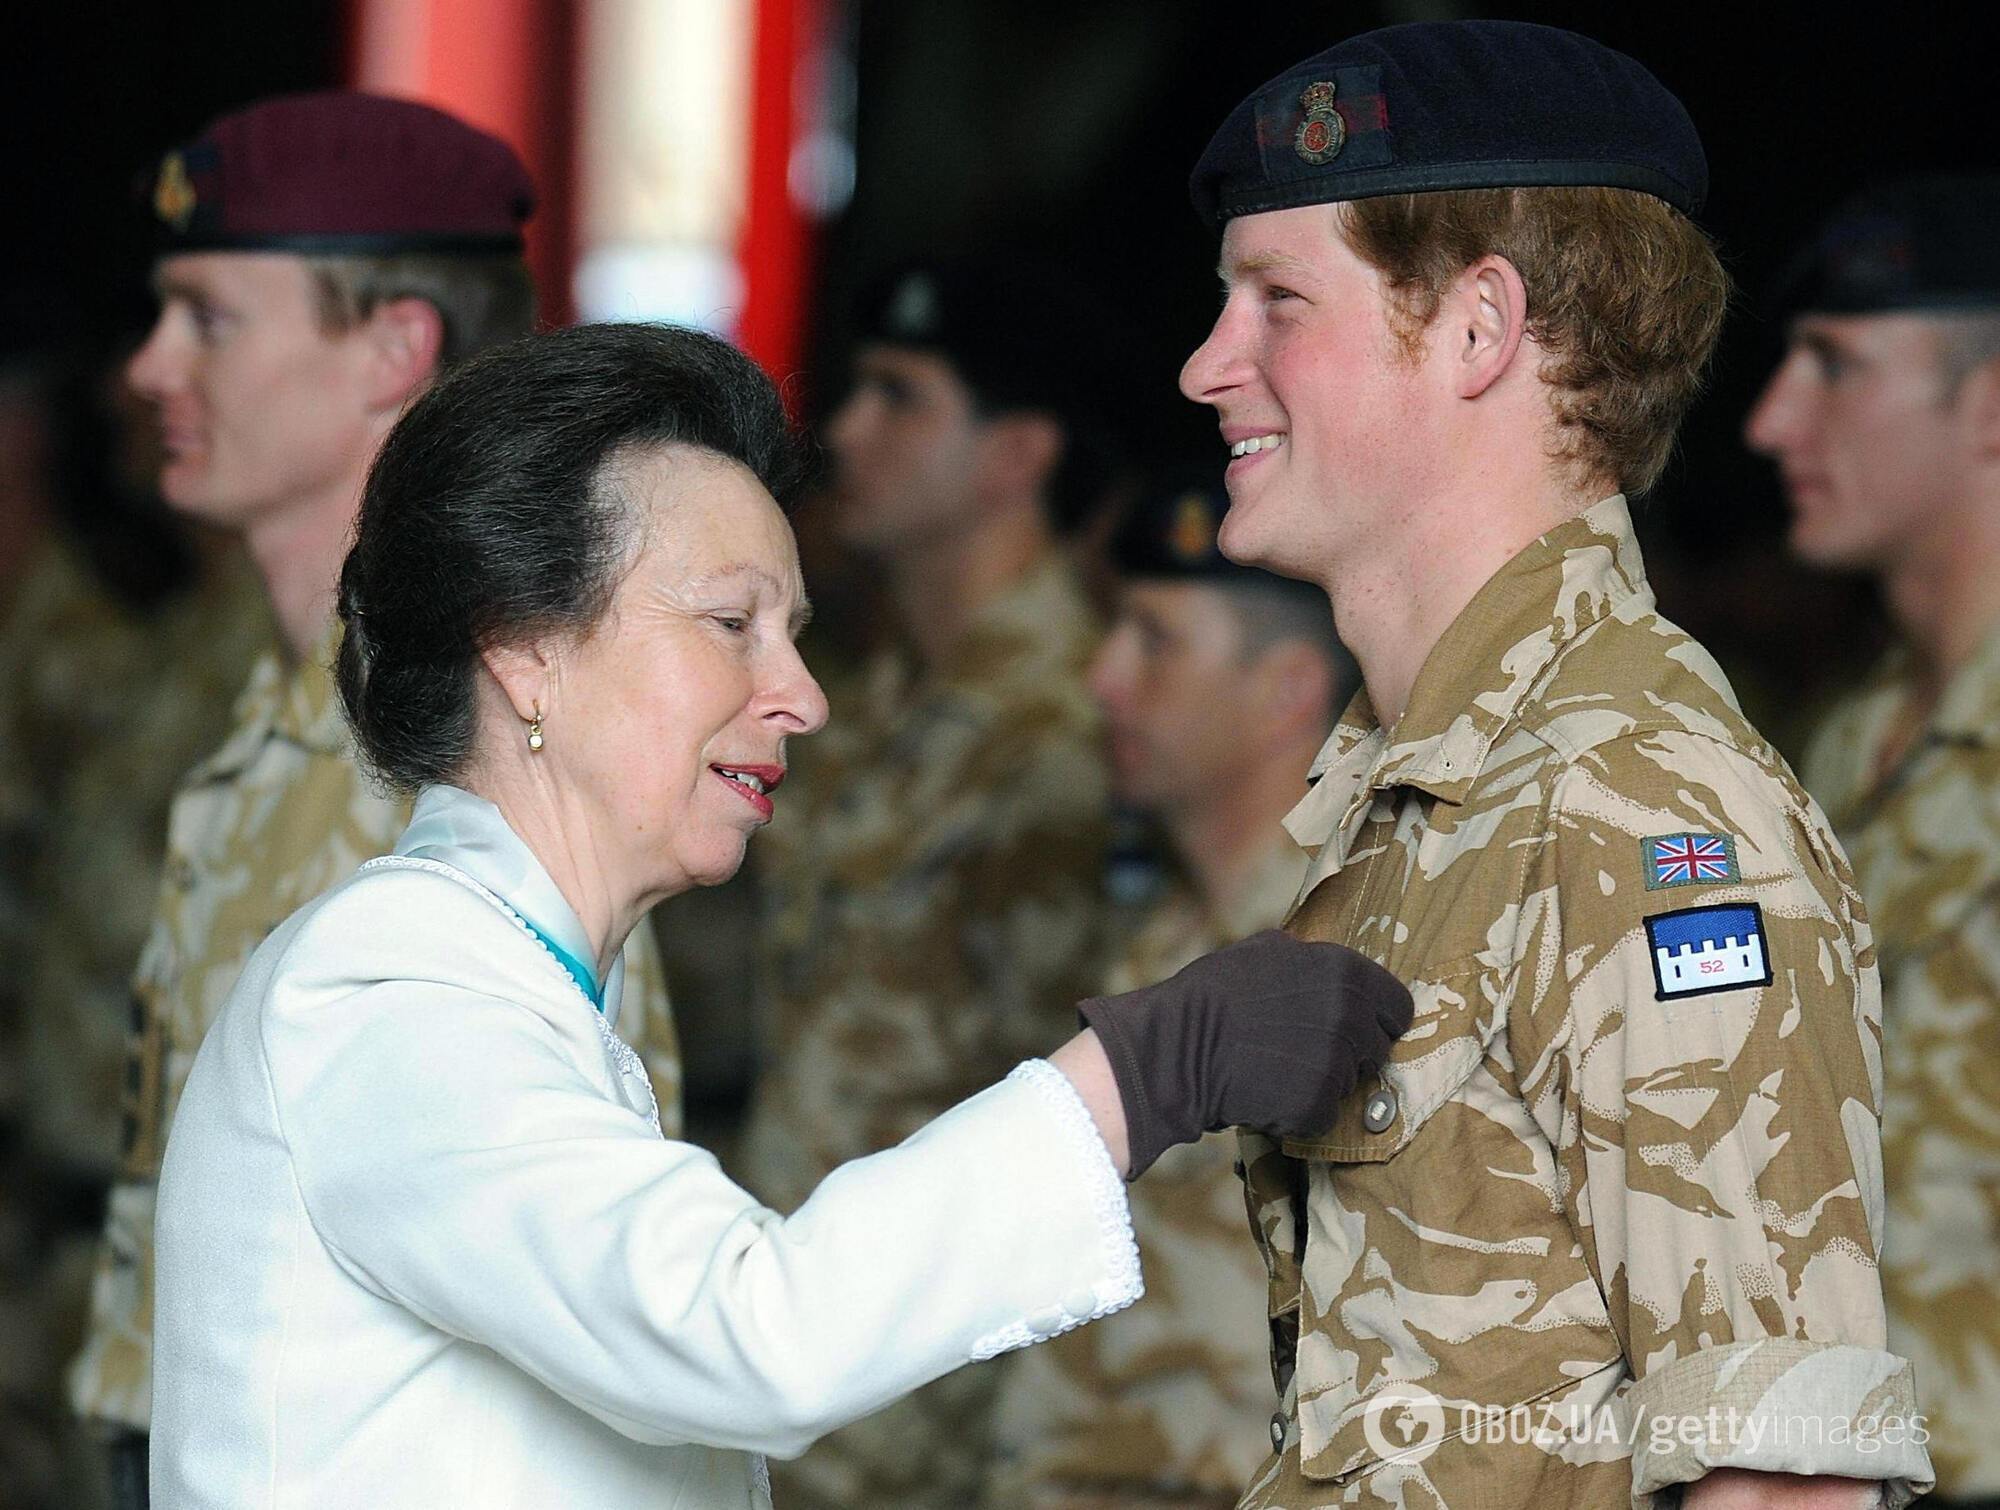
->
[149,323,1410,1508]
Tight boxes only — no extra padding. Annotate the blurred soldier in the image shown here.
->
[736,256,1114,1508]
[987,475,1353,1509]
[69,93,680,1507]
[1182,21,1929,1508]
[1747,177,2000,1507]
[0,343,269,1510]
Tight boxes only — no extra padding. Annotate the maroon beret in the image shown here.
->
[148,90,535,255]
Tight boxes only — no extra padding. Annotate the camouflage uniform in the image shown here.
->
[69,625,681,1433]
[1238,495,1930,1508]
[1803,628,2000,1500]
[738,554,1110,1509]
[0,538,265,1510]
[0,540,270,1176]
[987,837,1305,1510]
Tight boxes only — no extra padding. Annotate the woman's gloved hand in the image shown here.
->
[1076,930,1414,1179]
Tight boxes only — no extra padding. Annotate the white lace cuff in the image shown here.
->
[969,1059,1143,1360]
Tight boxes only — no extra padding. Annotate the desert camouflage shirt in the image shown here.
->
[1237,496,1931,1509]
[738,554,1110,1509]
[69,625,681,1432]
[1803,624,2000,1500]
[987,836,1305,1510]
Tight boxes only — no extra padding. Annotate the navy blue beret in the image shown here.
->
[1109,470,1300,588]
[853,254,1108,434]
[1189,20,1706,230]
[1773,175,2000,317]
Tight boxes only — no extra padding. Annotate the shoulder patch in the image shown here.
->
[1642,832,1739,890]
[1645,903,1773,1001]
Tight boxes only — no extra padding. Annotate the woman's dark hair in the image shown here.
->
[336,321,804,793]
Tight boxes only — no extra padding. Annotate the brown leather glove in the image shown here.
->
[1076,929,1413,1179]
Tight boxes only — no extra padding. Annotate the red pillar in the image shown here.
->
[345,0,579,328]
[737,0,821,398]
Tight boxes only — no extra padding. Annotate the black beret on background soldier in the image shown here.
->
[1180,19,1930,1509]
[1748,175,2000,1508]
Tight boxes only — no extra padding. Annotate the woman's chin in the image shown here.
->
[677,838,753,894]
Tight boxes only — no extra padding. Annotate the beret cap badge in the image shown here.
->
[1293,81,1345,165]
[153,151,198,232]
[1169,492,1215,563]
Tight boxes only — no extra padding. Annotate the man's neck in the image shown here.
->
[1880,489,2000,699]
[1330,473,1597,730]
[242,475,369,661]
[1167,725,1325,920]
[884,503,1053,672]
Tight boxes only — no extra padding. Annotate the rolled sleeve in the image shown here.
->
[1627,1339,1928,1503]
[1513,733,1935,1503]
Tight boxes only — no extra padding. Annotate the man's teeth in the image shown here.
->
[1230,433,1286,458]
[720,769,768,794]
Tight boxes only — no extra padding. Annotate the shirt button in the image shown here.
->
[1269,1412,1287,1453]
[1362,1087,1399,1134]
[1060,1288,1098,1320]
[1026,1306,1065,1338]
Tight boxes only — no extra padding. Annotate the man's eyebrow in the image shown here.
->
[149,268,200,303]
[1795,328,1860,365]
[1217,248,1317,282]
[791,596,815,636]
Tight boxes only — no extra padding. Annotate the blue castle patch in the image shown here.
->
[1643,902,1773,1001]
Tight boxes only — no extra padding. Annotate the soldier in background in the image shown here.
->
[735,256,1114,1509]
[0,316,268,1510]
[69,93,680,1507]
[1747,177,2000,1507]
[987,474,1354,1509]
[1183,20,1928,1507]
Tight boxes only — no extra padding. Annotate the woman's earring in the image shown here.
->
[526,703,545,752]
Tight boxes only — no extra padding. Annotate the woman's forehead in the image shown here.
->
[626,458,802,595]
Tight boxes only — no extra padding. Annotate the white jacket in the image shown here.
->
[152,787,1141,1508]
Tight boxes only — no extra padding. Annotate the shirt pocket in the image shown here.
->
[1273,956,1626,1483]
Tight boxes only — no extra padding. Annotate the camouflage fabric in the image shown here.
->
[69,624,681,1432]
[0,538,266,1510]
[1236,495,1930,1509]
[987,838,1305,1510]
[1803,627,2000,1500]
[737,554,1110,1509]
[0,540,270,1176]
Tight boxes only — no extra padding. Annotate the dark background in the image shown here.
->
[10,0,1999,748]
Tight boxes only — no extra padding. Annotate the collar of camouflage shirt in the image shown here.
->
[1285,493,1647,864]
[1893,613,2000,748]
[188,617,351,783]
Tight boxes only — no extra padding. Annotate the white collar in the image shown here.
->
[396,784,629,1026]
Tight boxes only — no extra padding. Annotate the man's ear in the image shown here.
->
[1445,254,1529,401]
[1247,638,1335,736]
[360,296,446,413]
[480,638,556,725]
[977,410,1066,501]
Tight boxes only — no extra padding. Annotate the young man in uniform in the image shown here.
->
[987,475,1353,1508]
[1747,177,2000,1507]
[1180,21,1930,1508]
[70,93,679,1506]
[736,256,1113,1508]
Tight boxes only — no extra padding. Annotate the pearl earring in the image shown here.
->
[526,704,545,752]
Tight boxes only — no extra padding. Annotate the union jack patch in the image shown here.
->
[1642,833,1740,890]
